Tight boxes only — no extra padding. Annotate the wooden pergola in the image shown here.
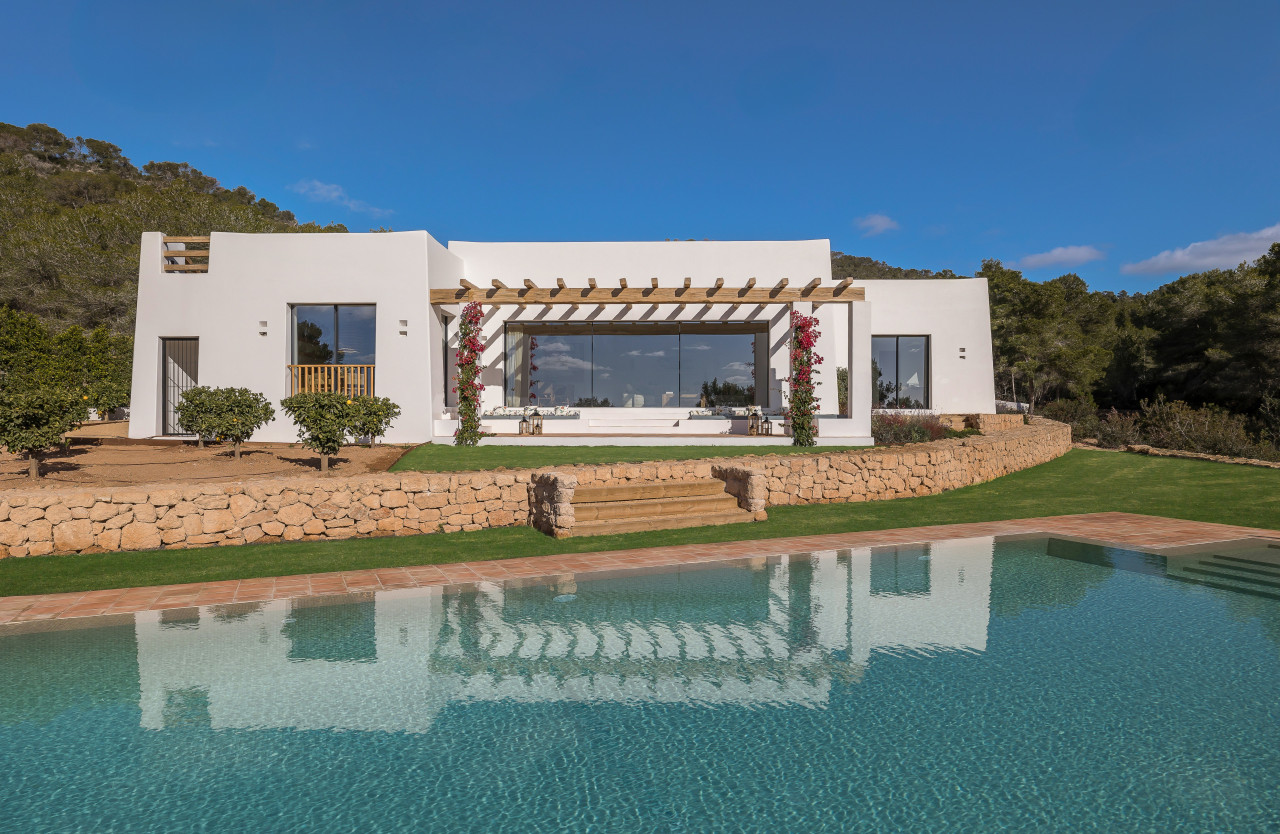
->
[428,277,863,306]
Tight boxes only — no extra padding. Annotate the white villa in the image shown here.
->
[128,231,997,445]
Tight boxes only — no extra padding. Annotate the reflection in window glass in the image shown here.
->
[872,337,898,408]
[896,337,929,408]
[681,333,759,406]
[872,335,929,408]
[294,305,336,365]
[336,306,377,365]
[593,328,679,408]
[526,331,593,407]
[504,323,767,408]
[292,305,376,365]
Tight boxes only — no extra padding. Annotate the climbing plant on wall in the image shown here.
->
[787,309,823,446]
[453,301,485,446]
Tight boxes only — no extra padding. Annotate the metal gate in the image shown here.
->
[161,338,199,435]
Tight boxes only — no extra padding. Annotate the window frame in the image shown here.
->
[872,334,931,410]
[290,304,376,366]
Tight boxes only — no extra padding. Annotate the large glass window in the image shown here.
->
[504,322,767,408]
[292,305,376,365]
[872,335,929,408]
[680,331,764,407]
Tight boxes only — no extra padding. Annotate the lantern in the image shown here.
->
[748,413,761,436]
[519,414,531,435]
[761,415,773,436]
[530,410,544,436]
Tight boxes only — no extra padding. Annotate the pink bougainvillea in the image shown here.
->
[786,309,823,446]
[452,301,486,446]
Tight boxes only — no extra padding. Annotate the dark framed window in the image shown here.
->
[872,335,929,409]
[292,305,376,365]
[503,322,767,408]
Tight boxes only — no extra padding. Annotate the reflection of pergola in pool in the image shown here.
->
[133,541,993,732]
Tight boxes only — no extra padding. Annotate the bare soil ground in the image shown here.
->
[0,442,408,490]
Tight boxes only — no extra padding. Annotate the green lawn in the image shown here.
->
[3,449,1279,597]
[389,442,868,472]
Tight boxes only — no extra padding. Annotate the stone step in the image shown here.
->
[573,479,727,504]
[574,493,742,521]
[568,508,758,537]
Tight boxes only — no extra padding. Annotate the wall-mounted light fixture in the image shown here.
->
[258,320,268,336]
[398,319,408,336]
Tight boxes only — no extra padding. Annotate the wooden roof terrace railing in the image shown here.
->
[162,235,211,273]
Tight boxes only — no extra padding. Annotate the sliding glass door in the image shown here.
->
[504,322,767,408]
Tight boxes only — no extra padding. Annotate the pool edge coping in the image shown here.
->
[3,511,1279,632]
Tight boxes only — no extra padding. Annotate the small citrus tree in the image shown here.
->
[453,301,485,446]
[85,379,130,420]
[348,395,402,445]
[175,387,275,458]
[0,388,88,477]
[281,392,353,472]
[174,386,218,447]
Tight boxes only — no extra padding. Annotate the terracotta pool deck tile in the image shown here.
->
[5,512,1280,628]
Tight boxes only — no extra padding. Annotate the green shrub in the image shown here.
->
[872,413,952,446]
[1041,398,1100,440]
[175,387,275,458]
[347,396,401,445]
[1096,409,1141,448]
[173,386,218,447]
[281,392,354,472]
[85,379,130,419]
[1139,395,1278,460]
[0,388,88,477]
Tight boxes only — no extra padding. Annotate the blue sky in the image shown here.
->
[4,0,1278,291]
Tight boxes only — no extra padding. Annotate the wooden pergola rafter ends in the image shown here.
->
[429,277,861,306]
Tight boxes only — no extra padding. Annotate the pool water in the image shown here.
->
[4,535,1280,832]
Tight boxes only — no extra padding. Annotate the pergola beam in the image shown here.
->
[429,285,865,306]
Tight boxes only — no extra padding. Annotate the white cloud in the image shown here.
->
[537,340,572,353]
[1122,223,1280,275]
[625,350,666,357]
[1017,245,1105,270]
[538,355,599,371]
[288,179,392,217]
[725,375,752,385]
[854,213,900,237]
[723,361,752,372]
[684,343,713,350]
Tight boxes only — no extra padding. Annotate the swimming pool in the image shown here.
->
[3,535,1280,832]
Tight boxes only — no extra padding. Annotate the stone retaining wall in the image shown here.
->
[0,418,1069,558]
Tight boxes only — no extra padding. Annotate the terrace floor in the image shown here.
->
[3,512,1277,629]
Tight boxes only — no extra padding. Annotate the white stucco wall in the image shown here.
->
[129,230,456,443]
[824,277,997,415]
[129,231,994,445]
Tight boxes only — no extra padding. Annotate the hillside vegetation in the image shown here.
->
[0,122,345,333]
[0,122,1276,445]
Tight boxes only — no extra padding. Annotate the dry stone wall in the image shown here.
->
[0,418,1069,558]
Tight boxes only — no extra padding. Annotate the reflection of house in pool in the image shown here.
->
[134,538,995,733]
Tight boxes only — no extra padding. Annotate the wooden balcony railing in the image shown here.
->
[288,364,376,396]
[163,235,211,273]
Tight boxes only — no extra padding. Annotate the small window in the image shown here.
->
[872,335,930,409]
